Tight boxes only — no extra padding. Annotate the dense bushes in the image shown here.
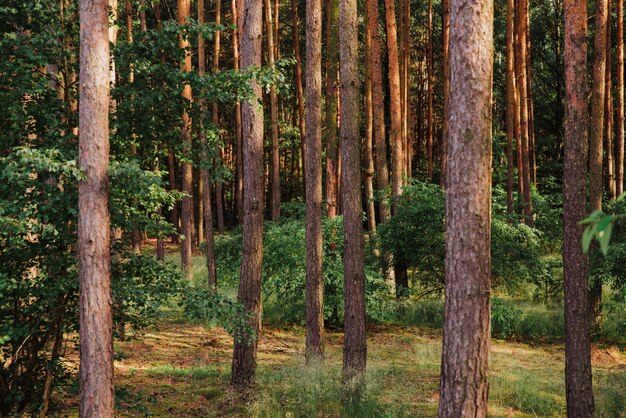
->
[213,214,392,327]
[377,181,551,294]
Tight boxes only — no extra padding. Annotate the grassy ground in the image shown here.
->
[52,315,625,417]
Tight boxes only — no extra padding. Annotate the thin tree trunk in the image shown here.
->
[618,0,625,196]
[78,0,114,414]
[339,0,366,389]
[403,0,411,178]
[590,0,608,213]
[214,0,225,234]
[438,0,493,412]
[525,6,536,185]
[292,0,306,186]
[606,0,616,200]
[367,0,390,223]
[179,0,194,280]
[506,0,516,214]
[305,0,324,361]
[427,0,434,182]
[231,0,264,388]
[563,0,595,413]
[233,0,244,223]
[265,0,280,220]
[364,9,376,232]
[199,0,217,289]
[441,0,449,189]
[384,0,403,214]
[515,0,533,223]
[325,0,339,219]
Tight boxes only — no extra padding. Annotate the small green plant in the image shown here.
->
[491,299,523,339]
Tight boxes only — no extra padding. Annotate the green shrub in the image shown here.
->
[491,299,523,339]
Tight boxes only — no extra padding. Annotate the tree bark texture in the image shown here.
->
[231,0,264,388]
[266,0,280,220]
[305,0,325,362]
[339,0,366,389]
[618,0,625,196]
[563,0,595,413]
[325,0,339,219]
[438,0,493,413]
[78,0,115,415]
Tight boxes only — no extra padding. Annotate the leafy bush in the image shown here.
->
[377,181,551,294]
[214,217,393,327]
[491,299,523,339]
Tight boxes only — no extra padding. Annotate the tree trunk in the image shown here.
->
[266,0,281,220]
[403,0,410,178]
[515,0,533,223]
[292,0,306,187]
[563,0,595,413]
[427,0,434,182]
[618,0,625,196]
[214,0,226,234]
[441,0,449,189]
[231,0,264,388]
[438,0,493,413]
[179,0,194,280]
[367,0,390,223]
[199,0,217,289]
[590,0,608,213]
[506,0,516,214]
[339,0,366,389]
[606,0,616,200]
[78,0,115,414]
[233,0,244,224]
[385,0,404,214]
[305,0,325,362]
[525,6,536,185]
[364,8,376,233]
[325,0,339,219]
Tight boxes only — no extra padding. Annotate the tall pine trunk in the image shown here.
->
[266,0,280,220]
[438,0,493,413]
[231,0,264,388]
[563,0,595,413]
[233,0,244,223]
[214,0,226,234]
[618,0,625,196]
[292,0,306,187]
[364,8,376,233]
[605,0,616,199]
[427,0,434,182]
[441,0,449,189]
[78,0,114,414]
[179,0,194,280]
[305,0,325,361]
[339,0,366,389]
[325,0,339,219]
[384,0,404,214]
[506,0,516,214]
[367,0,390,223]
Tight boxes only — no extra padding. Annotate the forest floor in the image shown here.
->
[54,317,625,417]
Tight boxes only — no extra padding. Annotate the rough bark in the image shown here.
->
[199,0,217,289]
[78,0,115,414]
[232,0,244,223]
[339,0,366,389]
[292,0,306,186]
[179,0,194,280]
[367,0,390,223]
[438,0,493,413]
[384,0,404,214]
[266,0,280,220]
[618,0,625,196]
[325,0,339,219]
[214,0,225,234]
[525,5,536,185]
[305,0,325,362]
[364,8,376,232]
[563,0,595,413]
[606,0,616,199]
[590,0,608,213]
[515,0,533,223]
[427,0,434,182]
[506,0,516,214]
[441,0,450,189]
[231,0,264,388]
